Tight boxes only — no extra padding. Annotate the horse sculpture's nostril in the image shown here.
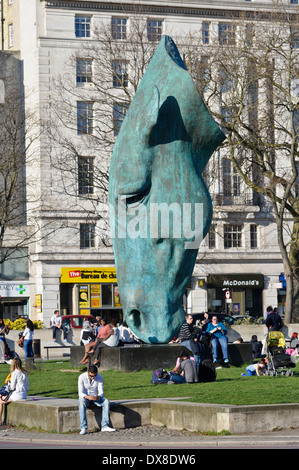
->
[129,309,142,328]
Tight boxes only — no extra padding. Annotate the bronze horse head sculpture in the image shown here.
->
[109,36,225,343]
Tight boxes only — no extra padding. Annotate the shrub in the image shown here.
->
[3,318,44,330]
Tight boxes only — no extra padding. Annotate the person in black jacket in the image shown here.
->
[175,314,200,366]
[265,308,284,332]
[250,335,262,359]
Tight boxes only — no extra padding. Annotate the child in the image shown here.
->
[241,358,267,376]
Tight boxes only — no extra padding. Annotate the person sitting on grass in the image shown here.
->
[169,350,198,384]
[241,358,267,376]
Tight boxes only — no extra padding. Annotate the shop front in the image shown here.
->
[207,274,264,318]
[0,282,30,320]
[60,267,122,323]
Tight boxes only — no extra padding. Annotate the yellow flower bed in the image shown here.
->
[3,319,44,330]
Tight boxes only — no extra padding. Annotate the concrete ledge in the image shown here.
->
[5,396,299,434]
[70,343,253,371]
[5,324,299,360]
[150,401,299,434]
[5,397,151,433]
[70,344,188,371]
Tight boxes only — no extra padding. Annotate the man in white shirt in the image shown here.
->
[78,365,116,434]
[50,310,69,343]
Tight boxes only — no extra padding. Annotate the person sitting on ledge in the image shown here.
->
[92,318,120,366]
[78,364,115,434]
[205,315,229,364]
[79,318,111,365]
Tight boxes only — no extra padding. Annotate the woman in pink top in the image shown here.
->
[79,319,111,365]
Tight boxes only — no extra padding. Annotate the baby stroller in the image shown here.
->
[266,331,295,376]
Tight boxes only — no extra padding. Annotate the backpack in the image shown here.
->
[151,368,171,384]
[198,360,216,382]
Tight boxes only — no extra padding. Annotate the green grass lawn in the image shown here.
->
[1,360,298,406]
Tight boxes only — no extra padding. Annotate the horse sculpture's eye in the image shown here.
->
[125,187,150,208]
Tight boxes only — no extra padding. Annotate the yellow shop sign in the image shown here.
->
[61,267,117,283]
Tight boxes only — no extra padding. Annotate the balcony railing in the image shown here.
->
[211,192,260,207]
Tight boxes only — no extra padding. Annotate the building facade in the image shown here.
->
[0,0,296,326]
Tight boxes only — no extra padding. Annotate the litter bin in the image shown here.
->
[33,339,41,358]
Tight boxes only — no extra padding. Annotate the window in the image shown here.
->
[147,19,163,42]
[76,59,92,86]
[113,102,128,136]
[245,24,254,46]
[221,106,235,124]
[220,69,233,94]
[224,224,242,248]
[78,157,94,195]
[202,22,210,44]
[102,284,112,306]
[218,23,235,45]
[222,158,241,197]
[111,17,127,40]
[80,223,95,248]
[291,0,298,4]
[0,79,4,104]
[112,60,128,88]
[77,102,93,135]
[294,161,299,197]
[75,15,91,38]
[8,24,13,47]
[294,108,299,141]
[291,29,299,49]
[195,56,210,94]
[208,224,216,249]
[1,248,29,280]
[250,225,258,249]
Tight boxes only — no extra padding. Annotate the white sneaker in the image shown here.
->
[80,428,87,435]
[101,426,116,432]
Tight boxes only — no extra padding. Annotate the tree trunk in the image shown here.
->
[288,218,299,323]
[290,275,299,323]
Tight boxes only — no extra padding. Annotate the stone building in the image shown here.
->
[0,0,297,325]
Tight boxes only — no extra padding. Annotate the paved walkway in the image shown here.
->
[1,423,299,449]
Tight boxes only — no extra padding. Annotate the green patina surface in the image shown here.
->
[109,36,225,343]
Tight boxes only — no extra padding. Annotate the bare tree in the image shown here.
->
[0,53,60,268]
[0,56,38,265]
[44,9,163,247]
[182,5,299,322]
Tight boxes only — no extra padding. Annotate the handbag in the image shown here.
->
[17,334,24,348]
[0,383,12,402]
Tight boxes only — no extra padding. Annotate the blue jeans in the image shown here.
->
[243,367,257,376]
[181,340,200,366]
[169,372,186,384]
[211,336,228,361]
[79,396,110,431]
[52,325,68,340]
[24,340,34,361]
